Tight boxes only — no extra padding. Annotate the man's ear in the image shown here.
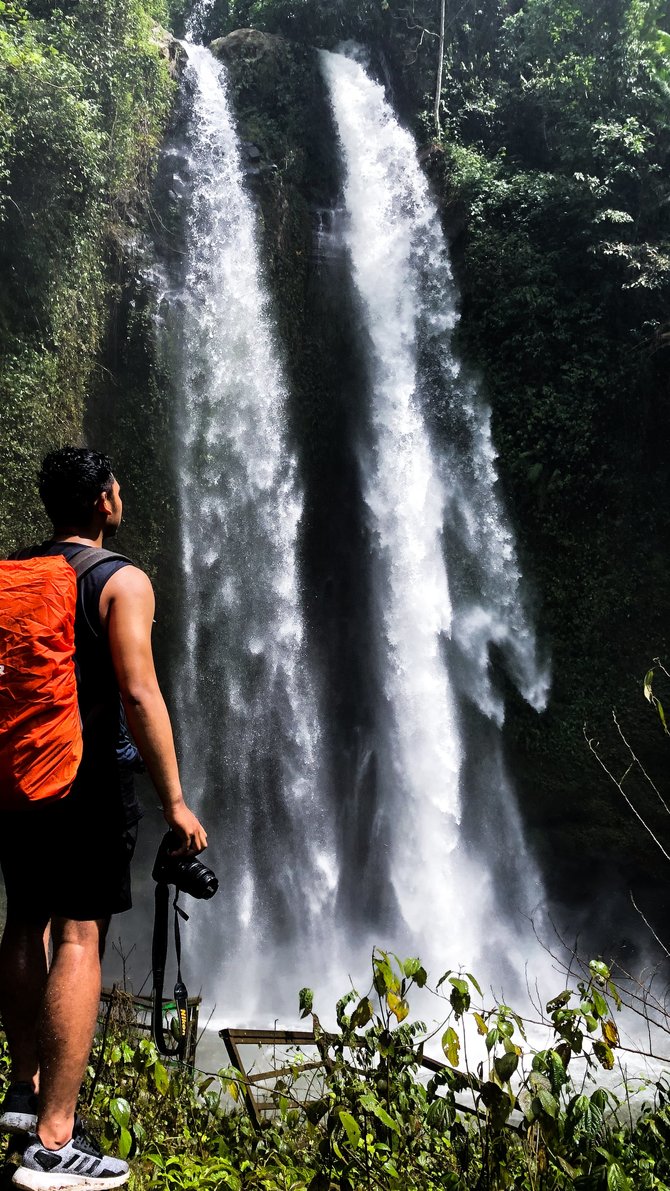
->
[96,490,113,516]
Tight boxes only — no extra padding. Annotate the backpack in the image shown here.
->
[0,547,128,811]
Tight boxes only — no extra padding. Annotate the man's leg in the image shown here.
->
[36,916,109,1149]
[0,913,50,1088]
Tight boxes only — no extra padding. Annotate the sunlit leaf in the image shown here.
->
[644,669,655,701]
[153,1061,169,1095]
[535,1088,558,1118]
[607,1161,633,1191]
[109,1098,131,1129]
[546,989,571,1013]
[593,1040,615,1070]
[592,989,608,1018]
[338,1110,361,1149]
[299,987,314,1019]
[387,991,409,1022]
[465,972,482,996]
[602,1019,619,1047]
[118,1126,132,1160]
[441,1025,460,1066]
[359,1093,400,1133]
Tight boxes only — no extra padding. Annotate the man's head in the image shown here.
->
[39,447,122,538]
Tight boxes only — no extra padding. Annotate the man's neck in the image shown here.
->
[52,530,104,547]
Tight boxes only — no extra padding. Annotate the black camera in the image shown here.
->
[152,831,219,900]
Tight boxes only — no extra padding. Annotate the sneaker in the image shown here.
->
[12,1129,130,1189]
[0,1083,38,1134]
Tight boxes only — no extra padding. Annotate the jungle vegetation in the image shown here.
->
[2,949,670,1190]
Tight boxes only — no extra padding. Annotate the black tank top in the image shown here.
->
[22,541,143,827]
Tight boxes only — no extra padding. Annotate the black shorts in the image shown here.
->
[0,794,138,923]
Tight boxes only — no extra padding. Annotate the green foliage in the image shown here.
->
[3,954,670,1189]
[0,0,176,555]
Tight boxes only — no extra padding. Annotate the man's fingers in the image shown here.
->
[169,829,208,856]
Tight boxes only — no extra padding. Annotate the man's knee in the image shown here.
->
[50,917,110,960]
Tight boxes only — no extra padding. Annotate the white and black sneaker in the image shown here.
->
[0,1083,38,1134]
[12,1127,129,1189]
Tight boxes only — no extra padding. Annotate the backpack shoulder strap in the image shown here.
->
[67,547,132,583]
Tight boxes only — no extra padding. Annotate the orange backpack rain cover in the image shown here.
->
[0,555,83,809]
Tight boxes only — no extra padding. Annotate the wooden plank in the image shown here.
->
[220,1028,262,1129]
[222,1029,317,1045]
[248,1061,323,1084]
[217,1025,515,1133]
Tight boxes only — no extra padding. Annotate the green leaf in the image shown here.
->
[607,1161,633,1191]
[338,1110,361,1148]
[473,1012,487,1035]
[350,996,374,1030]
[494,1052,519,1082]
[359,1093,400,1133]
[299,987,314,1019]
[109,1097,131,1129]
[387,991,409,1022]
[593,1040,614,1070]
[465,972,482,996]
[373,954,400,994]
[546,989,572,1013]
[441,1026,460,1066]
[535,1088,558,1118]
[592,989,608,1018]
[118,1126,132,1160]
[485,1028,499,1051]
[153,1061,169,1095]
[449,977,471,1017]
[644,669,655,702]
[589,959,611,982]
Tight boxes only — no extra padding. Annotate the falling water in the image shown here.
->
[165,44,337,1020]
[321,49,549,977]
[157,39,552,1022]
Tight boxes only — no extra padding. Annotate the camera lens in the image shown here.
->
[152,832,219,900]
[178,856,219,900]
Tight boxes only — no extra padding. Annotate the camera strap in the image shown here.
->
[151,880,191,1061]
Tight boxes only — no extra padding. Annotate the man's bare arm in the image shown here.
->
[102,565,207,855]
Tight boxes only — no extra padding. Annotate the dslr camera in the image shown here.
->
[152,830,218,899]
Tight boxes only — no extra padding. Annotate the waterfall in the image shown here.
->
[320,49,549,977]
[165,44,337,1020]
[157,39,551,1022]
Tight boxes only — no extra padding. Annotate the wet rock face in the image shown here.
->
[209,27,289,65]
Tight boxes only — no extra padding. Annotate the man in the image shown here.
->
[0,447,207,1189]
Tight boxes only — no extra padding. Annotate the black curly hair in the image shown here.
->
[39,447,115,530]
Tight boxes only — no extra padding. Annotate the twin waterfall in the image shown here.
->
[165,42,549,1020]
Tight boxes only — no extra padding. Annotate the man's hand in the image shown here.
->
[165,801,208,856]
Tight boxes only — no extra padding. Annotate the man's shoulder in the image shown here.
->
[101,561,154,603]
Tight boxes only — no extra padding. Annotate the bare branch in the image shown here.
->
[629,892,670,961]
[584,726,670,862]
[614,711,670,816]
